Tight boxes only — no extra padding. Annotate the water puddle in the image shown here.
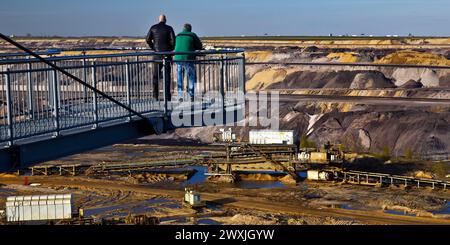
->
[340,204,355,210]
[183,167,290,189]
[84,204,126,217]
[197,218,222,225]
[184,166,208,185]
[0,188,15,194]
[384,209,416,217]
[181,166,307,189]
[297,171,307,179]
[160,216,188,223]
[327,203,359,210]
[333,202,418,216]
[146,198,171,205]
[432,202,450,215]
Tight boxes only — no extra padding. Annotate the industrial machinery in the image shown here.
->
[124,214,160,225]
[306,170,334,181]
[207,131,346,181]
[297,142,345,167]
[213,128,237,143]
[183,188,205,209]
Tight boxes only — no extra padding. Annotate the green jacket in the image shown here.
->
[174,29,203,61]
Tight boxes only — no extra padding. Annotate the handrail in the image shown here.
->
[0,56,245,74]
[0,32,149,122]
[0,50,61,58]
[0,48,245,65]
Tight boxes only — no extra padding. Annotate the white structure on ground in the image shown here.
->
[6,194,73,222]
[249,130,294,145]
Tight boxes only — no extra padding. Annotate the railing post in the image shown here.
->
[91,62,98,129]
[219,56,226,124]
[52,69,60,137]
[26,60,33,118]
[240,53,246,93]
[48,70,54,108]
[135,56,140,95]
[162,58,169,114]
[5,69,14,146]
[125,59,132,121]
[82,57,88,103]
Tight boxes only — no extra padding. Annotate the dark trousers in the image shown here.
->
[152,55,172,101]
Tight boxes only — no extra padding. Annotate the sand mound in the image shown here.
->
[375,50,450,66]
[239,173,279,181]
[350,71,396,89]
[0,173,18,178]
[246,67,300,90]
[414,171,433,179]
[419,69,441,87]
[245,51,273,62]
[327,52,360,63]
[391,68,441,87]
[265,70,396,89]
[279,174,297,184]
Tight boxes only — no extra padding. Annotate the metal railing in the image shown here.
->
[0,50,61,60]
[0,49,245,147]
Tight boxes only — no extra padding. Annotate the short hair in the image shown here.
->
[184,23,192,32]
[159,15,166,23]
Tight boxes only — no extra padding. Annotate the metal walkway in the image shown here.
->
[0,36,245,171]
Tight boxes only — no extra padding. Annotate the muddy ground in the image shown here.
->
[1,141,449,225]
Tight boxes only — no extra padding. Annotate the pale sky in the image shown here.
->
[1,0,449,37]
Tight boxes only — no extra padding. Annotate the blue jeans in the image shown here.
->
[177,62,196,98]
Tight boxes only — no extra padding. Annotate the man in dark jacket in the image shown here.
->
[173,23,203,100]
[146,15,175,100]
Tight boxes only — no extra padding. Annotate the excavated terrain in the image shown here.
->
[1,37,448,158]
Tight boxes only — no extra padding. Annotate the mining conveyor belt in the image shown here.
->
[84,159,196,174]
[337,170,450,190]
[244,144,299,181]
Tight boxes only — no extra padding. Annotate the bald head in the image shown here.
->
[159,15,166,23]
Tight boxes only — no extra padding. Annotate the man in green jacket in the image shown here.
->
[174,23,203,100]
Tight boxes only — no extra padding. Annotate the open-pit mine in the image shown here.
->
[0,36,449,225]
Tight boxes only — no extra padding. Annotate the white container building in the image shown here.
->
[6,194,73,222]
[249,130,294,145]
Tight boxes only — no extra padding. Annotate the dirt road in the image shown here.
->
[2,176,449,225]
